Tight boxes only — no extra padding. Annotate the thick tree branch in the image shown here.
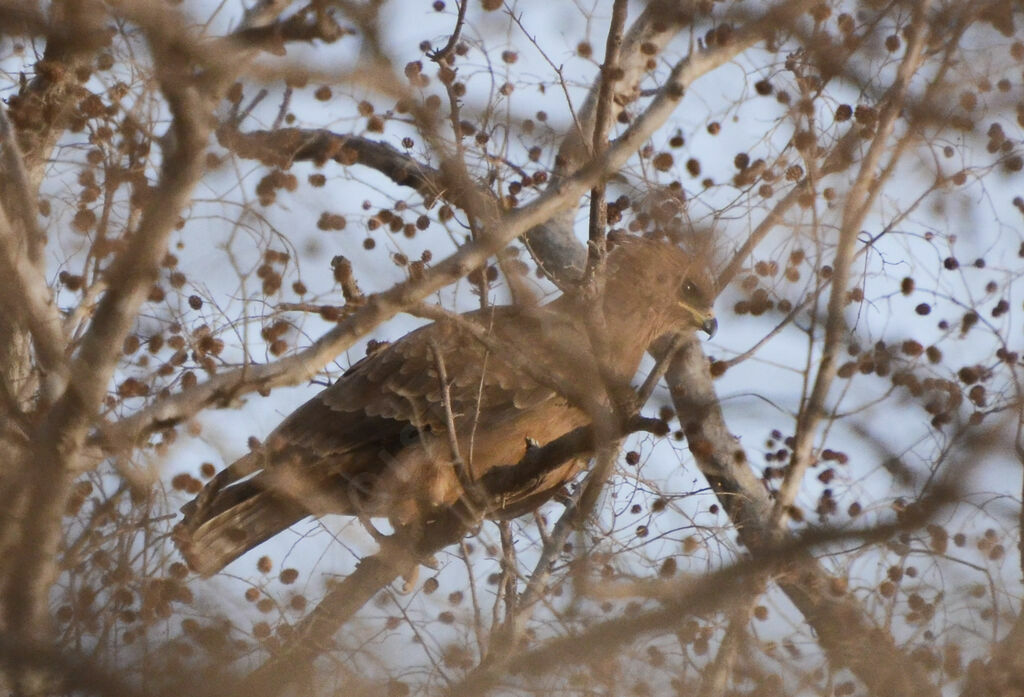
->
[0,10,232,691]
[662,335,941,697]
[231,5,347,51]
[0,105,47,265]
[0,1,48,36]
[236,510,471,697]
[218,127,451,202]
[49,62,214,451]
[0,204,66,405]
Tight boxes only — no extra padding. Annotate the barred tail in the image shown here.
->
[174,453,309,577]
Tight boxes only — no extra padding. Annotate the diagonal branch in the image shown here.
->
[236,508,471,697]
[448,494,949,696]
[661,334,941,697]
[0,106,67,403]
[0,104,47,265]
[772,0,934,525]
[217,127,453,203]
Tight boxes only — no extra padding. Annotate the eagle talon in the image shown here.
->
[357,513,390,545]
[400,564,419,593]
[373,529,423,592]
[553,487,574,506]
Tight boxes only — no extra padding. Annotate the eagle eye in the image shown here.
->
[680,280,700,301]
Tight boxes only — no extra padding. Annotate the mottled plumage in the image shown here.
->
[175,239,716,576]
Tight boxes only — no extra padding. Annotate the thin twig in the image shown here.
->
[427,0,468,62]
[584,0,629,274]
[428,339,474,496]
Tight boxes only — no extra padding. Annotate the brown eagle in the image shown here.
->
[175,239,716,576]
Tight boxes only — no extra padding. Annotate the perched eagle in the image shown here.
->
[175,238,716,576]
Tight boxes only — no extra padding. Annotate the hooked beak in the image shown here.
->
[679,299,718,339]
[700,316,717,338]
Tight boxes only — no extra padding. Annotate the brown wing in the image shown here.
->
[319,306,562,422]
[264,306,567,477]
[176,304,591,575]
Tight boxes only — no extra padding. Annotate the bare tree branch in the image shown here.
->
[0,8,234,689]
[236,510,471,697]
[662,335,942,697]
[449,496,950,696]
[774,0,934,524]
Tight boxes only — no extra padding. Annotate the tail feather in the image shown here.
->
[174,454,310,577]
